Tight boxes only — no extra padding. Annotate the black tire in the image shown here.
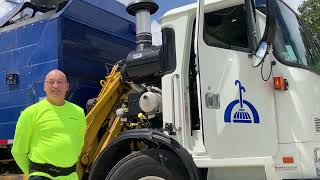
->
[105,149,189,180]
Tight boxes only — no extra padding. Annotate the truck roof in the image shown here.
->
[162,0,243,19]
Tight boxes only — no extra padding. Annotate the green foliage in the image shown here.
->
[298,0,320,41]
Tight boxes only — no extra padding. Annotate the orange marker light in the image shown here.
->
[282,156,294,164]
[274,77,288,91]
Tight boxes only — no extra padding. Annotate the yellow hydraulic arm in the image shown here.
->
[77,65,130,179]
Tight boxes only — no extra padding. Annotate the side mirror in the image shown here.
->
[251,0,276,67]
[252,41,268,67]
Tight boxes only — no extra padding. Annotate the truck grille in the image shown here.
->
[314,118,320,133]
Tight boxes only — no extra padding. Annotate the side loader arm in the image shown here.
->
[77,65,130,179]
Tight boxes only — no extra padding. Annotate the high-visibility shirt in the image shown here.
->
[11,99,86,180]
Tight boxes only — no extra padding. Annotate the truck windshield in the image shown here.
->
[272,0,320,73]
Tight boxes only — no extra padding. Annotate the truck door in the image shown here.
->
[195,0,278,158]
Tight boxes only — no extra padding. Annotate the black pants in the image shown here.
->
[29,176,52,180]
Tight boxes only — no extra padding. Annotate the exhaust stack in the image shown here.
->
[126,0,159,50]
[122,0,162,83]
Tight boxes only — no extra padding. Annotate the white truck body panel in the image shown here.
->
[161,0,320,179]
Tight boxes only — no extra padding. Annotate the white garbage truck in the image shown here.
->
[77,0,320,179]
[3,0,320,179]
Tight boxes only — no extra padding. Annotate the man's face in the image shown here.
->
[44,70,69,101]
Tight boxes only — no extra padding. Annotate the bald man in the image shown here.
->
[11,70,86,180]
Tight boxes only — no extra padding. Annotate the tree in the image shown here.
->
[298,0,320,41]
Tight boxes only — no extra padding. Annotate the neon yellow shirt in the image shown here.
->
[11,99,86,180]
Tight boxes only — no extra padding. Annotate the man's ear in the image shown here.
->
[43,82,47,92]
[66,82,70,91]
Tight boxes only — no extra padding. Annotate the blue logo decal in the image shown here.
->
[224,80,259,124]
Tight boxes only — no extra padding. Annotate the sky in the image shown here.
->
[116,0,304,45]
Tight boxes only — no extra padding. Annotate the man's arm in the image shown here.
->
[11,110,32,175]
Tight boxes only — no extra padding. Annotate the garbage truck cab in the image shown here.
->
[163,0,320,179]
[88,0,320,179]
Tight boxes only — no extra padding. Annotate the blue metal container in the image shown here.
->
[0,0,136,141]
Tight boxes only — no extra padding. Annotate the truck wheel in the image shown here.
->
[106,149,189,180]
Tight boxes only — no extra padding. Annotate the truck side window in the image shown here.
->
[203,4,249,51]
[272,0,320,73]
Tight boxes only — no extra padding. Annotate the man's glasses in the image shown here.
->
[45,80,67,85]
